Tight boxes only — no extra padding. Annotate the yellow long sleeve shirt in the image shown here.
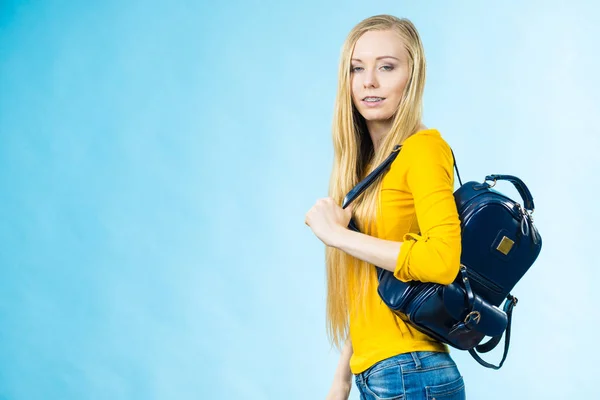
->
[348,128,462,374]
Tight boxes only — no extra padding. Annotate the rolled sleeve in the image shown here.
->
[393,136,462,285]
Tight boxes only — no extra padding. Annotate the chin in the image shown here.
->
[361,109,394,122]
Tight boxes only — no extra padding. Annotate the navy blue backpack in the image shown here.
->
[343,145,542,369]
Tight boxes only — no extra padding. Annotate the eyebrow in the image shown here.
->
[351,56,400,62]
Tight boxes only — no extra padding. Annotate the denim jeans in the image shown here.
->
[354,351,466,400]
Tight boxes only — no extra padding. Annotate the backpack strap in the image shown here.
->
[468,295,518,370]
[342,144,462,208]
[342,145,402,208]
[450,148,463,187]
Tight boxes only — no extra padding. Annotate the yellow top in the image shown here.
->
[348,128,462,374]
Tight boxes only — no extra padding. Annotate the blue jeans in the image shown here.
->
[354,352,466,400]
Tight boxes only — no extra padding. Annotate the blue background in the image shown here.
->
[1,0,599,398]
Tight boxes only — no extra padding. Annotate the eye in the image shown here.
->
[380,65,394,71]
[351,66,363,73]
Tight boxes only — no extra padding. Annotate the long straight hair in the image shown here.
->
[326,15,427,349]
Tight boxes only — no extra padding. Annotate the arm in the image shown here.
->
[326,337,353,400]
[393,136,461,284]
[332,137,461,285]
[306,136,460,285]
[332,229,401,273]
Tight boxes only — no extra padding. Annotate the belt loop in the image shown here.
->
[410,352,422,369]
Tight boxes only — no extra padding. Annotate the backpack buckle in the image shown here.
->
[484,177,497,188]
[464,311,481,324]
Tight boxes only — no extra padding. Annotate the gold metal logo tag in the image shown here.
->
[496,236,514,255]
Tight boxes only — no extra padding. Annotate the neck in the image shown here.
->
[366,119,393,154]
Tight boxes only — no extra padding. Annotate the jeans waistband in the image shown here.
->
[355,351,439,381]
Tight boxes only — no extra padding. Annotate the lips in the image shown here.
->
[361,96,386,107]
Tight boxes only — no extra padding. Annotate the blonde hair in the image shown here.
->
[326,15,427,349]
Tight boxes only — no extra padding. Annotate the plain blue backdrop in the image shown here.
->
[1,0,599,399]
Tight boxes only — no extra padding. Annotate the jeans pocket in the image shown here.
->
[364,363,405,400]
[425,376,465,400]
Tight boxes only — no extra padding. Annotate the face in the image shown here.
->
[350,29,411,123]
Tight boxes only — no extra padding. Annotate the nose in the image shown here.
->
[362,68,379,88]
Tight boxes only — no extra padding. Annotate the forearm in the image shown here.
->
[332,338,353,389]
[332,228,401,272]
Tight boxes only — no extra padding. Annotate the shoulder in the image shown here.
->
[392,129,454,172]
[402,129,452,158]
[383,129,454,186]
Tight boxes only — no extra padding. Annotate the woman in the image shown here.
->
[305,15,466,400]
